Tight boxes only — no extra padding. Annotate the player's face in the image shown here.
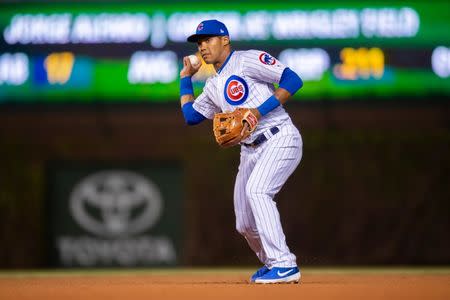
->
[197,36,229,65]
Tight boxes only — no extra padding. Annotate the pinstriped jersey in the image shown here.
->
[192,50,292,143]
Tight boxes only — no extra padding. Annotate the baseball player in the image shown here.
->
[179,20,303,284]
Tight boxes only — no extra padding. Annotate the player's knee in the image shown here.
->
[245,183,269,201]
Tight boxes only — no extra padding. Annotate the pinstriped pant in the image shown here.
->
[234,122,302,268]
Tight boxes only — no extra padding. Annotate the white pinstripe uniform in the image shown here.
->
[193,50,302,268]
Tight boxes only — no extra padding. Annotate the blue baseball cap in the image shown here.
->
[187,19,229,43]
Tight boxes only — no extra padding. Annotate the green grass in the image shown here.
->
[0,266,449,278]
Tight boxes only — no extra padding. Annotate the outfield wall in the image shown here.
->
[0,102,448,268]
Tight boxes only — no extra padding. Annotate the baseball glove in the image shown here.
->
[213,108,259,148]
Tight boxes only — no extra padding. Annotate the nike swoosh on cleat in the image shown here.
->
[277,269,294,277]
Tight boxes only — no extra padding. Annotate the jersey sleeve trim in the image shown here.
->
[279,68,303,95]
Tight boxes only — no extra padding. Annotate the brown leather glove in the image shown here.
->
[213,108,259,148]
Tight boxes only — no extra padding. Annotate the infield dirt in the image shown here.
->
[0,271,449,300]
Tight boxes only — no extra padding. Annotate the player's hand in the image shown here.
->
[240,122,250,136]
[180,56,201,78]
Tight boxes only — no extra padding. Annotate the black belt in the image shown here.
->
[242,127,280,148]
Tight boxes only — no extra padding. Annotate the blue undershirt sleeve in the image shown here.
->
[182,102,206,125]
[257,95,280,116]
[278,68,303,95]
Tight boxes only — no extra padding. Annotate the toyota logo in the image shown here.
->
[69,171,163,237]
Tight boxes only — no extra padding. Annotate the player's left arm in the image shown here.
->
[251,68,303,119]
[277,67,304,104]
[242,51,303,119]
[250,67,303,119]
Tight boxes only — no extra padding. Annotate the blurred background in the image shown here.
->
[0,0,448,269]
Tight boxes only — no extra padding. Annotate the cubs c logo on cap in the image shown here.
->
[224,75,249,105]
[259,53,276,65]
[197,23,204,31]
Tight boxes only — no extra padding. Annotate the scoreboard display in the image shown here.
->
[0,0,449,103]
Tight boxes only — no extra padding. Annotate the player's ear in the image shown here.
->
[222,36,230,46]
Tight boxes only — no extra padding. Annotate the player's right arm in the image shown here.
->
[179,56,206,125]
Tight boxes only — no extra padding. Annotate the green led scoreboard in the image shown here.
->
[0,1,449,103]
